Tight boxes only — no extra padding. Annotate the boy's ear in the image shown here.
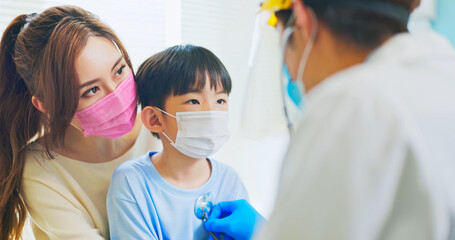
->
[141,106,164,134]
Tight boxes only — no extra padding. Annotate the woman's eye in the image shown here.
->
[82,86,100,97]
[187,99,200,105]
[116,65,126,76]
[217,99,227,104]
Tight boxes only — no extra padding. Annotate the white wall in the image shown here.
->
[0,0,44,33]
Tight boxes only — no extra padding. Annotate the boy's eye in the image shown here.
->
[187,99,200,105]
[217,99,227,104]
[116,65,126,76]
[82,86,100,97]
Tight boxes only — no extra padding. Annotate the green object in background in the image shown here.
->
[432,0,455,46]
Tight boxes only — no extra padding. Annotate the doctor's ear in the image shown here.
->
[293,0,315,40]
[141,106,163,134]
[31,96,46,113]
[410,0,421,12]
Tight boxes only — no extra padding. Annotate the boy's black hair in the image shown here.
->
[135,44,232,138]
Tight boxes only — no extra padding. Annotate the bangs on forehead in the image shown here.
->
[173,69,229,95]
[170,46,232,96]
[136,44,232,110]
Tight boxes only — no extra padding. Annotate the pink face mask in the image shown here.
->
[74,70,137,139]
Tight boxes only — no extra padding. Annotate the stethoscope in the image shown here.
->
[194,194,223,240]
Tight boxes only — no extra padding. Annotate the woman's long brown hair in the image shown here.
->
[0,6,132,239]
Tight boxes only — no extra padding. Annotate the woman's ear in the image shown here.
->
[141,106,163,134]
[31,96,46,113]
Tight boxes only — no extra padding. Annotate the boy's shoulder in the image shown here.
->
[210,159,241,180]
[209,159,249,200]
[113,151,155,178]
[108,151,156,198]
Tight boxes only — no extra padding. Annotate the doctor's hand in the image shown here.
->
[204,199,265,240]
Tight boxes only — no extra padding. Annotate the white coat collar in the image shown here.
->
[366,31,455,65]
[307,30,455,99]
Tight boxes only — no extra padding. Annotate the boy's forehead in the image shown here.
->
[182,76,226,93]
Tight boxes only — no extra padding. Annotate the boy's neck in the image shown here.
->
[151,143,212,190]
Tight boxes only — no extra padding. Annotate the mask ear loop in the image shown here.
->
[70,122,84,133]
[280,9,318,133]
[153,107,177,144]
[296,9,318,87]
[160,131,176,145]
[154,107,177,118]
[281,15,297,132]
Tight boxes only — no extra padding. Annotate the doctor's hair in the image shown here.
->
[135,44,232,139]
[276,0,418,49]
[0,6,132,239]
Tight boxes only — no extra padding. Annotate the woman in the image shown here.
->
[0,6,156,239]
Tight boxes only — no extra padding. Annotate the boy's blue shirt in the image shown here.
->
[107,151,249,240]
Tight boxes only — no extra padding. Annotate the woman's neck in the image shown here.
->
[52,114,142,163]
[151,143,211,190]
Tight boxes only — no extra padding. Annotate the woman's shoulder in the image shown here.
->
[21,143,82,210]
[23,142,60,181]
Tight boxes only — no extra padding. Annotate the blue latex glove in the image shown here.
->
[204,199,265,240]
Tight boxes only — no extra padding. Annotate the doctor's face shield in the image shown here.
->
[241,0,412,135]
[252,1,312,133]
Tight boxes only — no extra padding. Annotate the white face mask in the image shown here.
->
[156,108,230,159]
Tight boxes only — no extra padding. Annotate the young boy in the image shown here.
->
[107,45,249,240]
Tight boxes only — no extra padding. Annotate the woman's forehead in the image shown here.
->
[75,36,123,83]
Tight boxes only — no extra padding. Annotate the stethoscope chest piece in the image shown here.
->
[194,194,220,240]
[194,194,213,220]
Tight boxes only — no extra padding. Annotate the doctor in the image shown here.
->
[204,0,455,239]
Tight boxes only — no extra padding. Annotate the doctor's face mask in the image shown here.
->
[280,12,318,133]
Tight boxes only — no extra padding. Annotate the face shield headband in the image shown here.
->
[304,0,411,26]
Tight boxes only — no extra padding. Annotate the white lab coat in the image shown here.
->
[257,31,455,240]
